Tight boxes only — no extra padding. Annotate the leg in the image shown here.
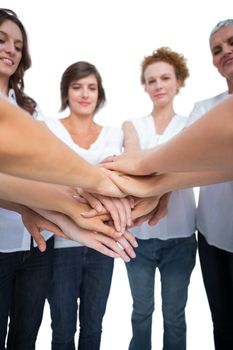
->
[78,248,114,350]
[0,252,19,350]
[7,237,54,350]
[126,239,156,350]
[160,234,197,350]
[198,232,233,350]
[47,247,84,350]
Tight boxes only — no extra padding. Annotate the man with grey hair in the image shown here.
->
[187,19,233,350]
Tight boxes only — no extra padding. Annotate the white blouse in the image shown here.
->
[44,117,124,249]
[130,114,196,240]
[188,92,233,252]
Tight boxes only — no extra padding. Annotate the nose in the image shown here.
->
[4,40,16,56]
[222,43,232,56]
[81,86,89,98]
[155,80,163,90]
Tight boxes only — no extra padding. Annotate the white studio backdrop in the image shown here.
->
[3,0,232,348]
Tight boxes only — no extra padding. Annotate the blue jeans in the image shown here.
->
[126,234,197,350]
[47,247,114,350]
[198,232,233,350]
[0,236,54,350]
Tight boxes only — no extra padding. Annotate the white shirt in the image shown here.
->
[130,114,196,240]
[188,91,233,252]
[44,118,124,248]
[0,90,53,252]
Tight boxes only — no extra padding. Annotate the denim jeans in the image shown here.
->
[126,234,197,350]
[0,236,54,350]
[198,232,233,350]
[47,246,114,350]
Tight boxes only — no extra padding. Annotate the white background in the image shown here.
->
[3,0,232,348]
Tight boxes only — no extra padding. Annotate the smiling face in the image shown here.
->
[210,24,233,81]
[67,74,99,116]
[0,19,23,83]
[144,61,180,107]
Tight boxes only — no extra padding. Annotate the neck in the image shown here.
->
[0,77,10,97]
[227,79,233,94]
[61,111,99,132]
[152,103,175,121]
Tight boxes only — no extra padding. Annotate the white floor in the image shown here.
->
[37,254,214,349]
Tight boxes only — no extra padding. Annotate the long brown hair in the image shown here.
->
[0,8,36,115]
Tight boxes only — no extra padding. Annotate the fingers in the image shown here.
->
[77,190,104,213]
[40,220,67,239]
[120,197,133,226]
[96,234,131,262]
[30,228,47,252]
[148,208,168,226]
[81,208,108,218]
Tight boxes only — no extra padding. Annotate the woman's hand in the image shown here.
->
[35,209,138,262]
[132,193,170,226]
[21,207,67,252]
[74,188,133,232]
[100,149,153,176]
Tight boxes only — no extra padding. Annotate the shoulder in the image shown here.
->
[194,91,228,111]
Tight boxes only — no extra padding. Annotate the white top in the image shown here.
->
[44,118,124,248]
[130,114,196,240]
[0,90,53,253]
[188,91,233,252]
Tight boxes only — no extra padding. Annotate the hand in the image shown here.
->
[148,192,170,226]
[66,200,124,238]
[100,149,153,176]
[74,188,133,232]
[131,196,161,225]
[21,207,67,252]
[35,209,138,262]
[102,169,162,198]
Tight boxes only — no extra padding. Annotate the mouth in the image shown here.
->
[78,101,91,107]
[0,58,14,66]
[222,57,233,67]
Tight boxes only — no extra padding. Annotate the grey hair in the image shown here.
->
[209,19,233,41]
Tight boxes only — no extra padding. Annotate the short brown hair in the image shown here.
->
[141,47,189,89]
[60,61,106,114]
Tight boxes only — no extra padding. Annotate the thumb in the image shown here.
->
[31,228,47,252]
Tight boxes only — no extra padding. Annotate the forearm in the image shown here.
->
[0,199,31,216]
[148,171,233,196]
[0,173,77,213]
[0,99,110,191]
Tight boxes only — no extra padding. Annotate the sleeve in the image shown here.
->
[186,102,206,127]
[33,104,44,120]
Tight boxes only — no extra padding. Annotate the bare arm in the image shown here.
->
[122,121,141,152]
[105,169,233,198]
[103,96,233,176]
[0,99,123,197]
[0,173,122,238]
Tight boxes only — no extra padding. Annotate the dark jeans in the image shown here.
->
[126,234,197,350]
[0,236,54,350]
[198,232,233,350]
[47,246,114,350]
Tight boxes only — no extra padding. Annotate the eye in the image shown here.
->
[147,79,156,85]
[212,46,222,56]
[15,45,22,53]
[229,38,233,46]
[162,76,170,80]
